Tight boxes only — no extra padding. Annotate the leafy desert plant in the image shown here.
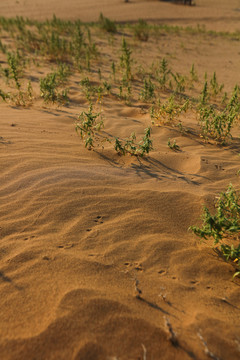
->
[198,87,240,143]
[75,105,104,149]
[189,184,240,278]
[7,51,23,89]
[120,38,132,82]
[140,77,155,101]
[210,71,224,97]
[114,127,153,157]
[151,96,189,124]
[0,89,10,101]
[133,19,149,41]
[99,13,117,33]
[40,72,69,104]
[167,138,180,151]
[157,58,171,89]
[190,63,198,83]
[199,81,209,105]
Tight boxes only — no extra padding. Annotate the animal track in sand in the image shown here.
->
[86,215,104,232]
[58,243,74,249]
[124,262,144,271]
[158,269,167,275]
[93,215,104,224]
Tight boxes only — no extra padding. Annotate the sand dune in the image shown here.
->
[0,1,240,359]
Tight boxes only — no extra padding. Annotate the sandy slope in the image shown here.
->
[0,1,240,360]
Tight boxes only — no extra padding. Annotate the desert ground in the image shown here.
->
[0,1,240,359]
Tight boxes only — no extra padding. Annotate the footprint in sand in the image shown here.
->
[86,216,104,231]
[158,269,167,275]
[93,215,104,224]
[57,243,74,249]
[124,262,144,271]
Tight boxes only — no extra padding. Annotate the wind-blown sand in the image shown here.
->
[0,1,240,359]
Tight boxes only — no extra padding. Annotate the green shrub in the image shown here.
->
[189,184,240,278]
[133,19,149,41]
[99,13,117,33]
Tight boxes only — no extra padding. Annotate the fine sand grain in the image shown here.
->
[0,1,240,359]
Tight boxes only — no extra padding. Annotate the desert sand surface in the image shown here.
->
[1,0,240,31]
[0,1,240,359]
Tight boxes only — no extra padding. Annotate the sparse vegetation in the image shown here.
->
[189,184,240,278]
[0,13,240,360]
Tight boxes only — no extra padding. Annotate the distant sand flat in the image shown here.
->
[0,0,240,31]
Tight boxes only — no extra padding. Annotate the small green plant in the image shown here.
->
[56,63,71,84]
[120,38,132,82]
[200,81,209,105]
[118,81,132,104]
[198,88,240,143]
[40,72,69,104]
[190,63,198,82]
[140,78,155,101]
[171,72,186,94]
[189,184,240,278]
[99,13,117,33]
[111,61,116,80]
[151,96,189,124]
[114,127,153,157]
[0,89,10,101]
[167,139,180,151]
[75,105,104,149]
[133,19,149,41]
[210,71,224,97]
[7,51,22,89]
[0,39,7,53]
[157,58,171,89]
[138,126,153,156]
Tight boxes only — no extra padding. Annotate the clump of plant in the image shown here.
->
[157,58,171,89]
[56,63,71,85]
[114,127,153,157]
[41,30,69,62]
[171,72,186,94]
[151,96,189,124]
[189,184,240,278]
[0,89,10,102]
[99,13,117,33]
[133,19,149,41]
[199,81,209,106]
[210,71,224,97]
[40,72,69,104]
[75,105,104,149]
[120,38,132,82]
[190,63,198,83]
[140,77,155,101]
[6,51,23,90]
[167,139,180,151]
[198,86,240,143]
[119,82,132,104]
[0,39,7,53]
